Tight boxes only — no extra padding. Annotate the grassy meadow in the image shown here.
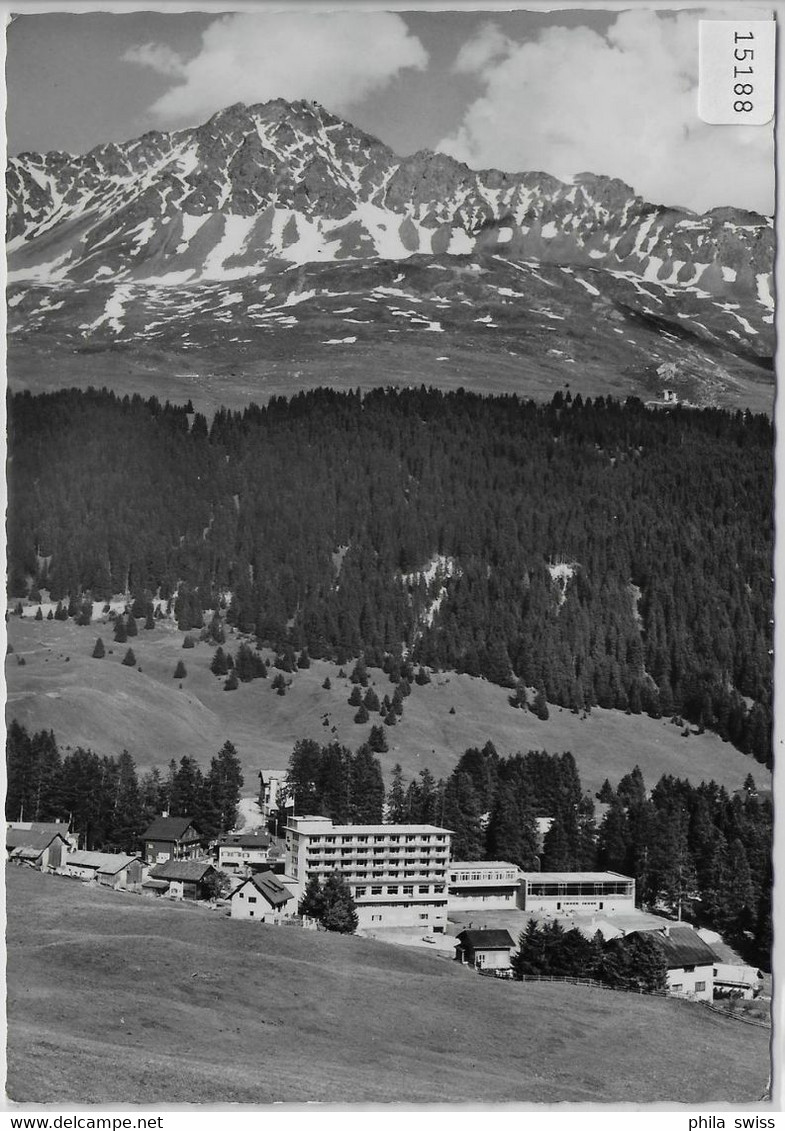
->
[5,614,765,797]
[6,865,771,1105]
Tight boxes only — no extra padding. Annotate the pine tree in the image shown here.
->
[510,678,528,710]
[319,871,359,933]
[363,687,380,712]
[531,685,549,721]
[174,660,187,679]
[210,646,229,676]
[350,745,385,823]
[109,749,143,853]
[203,740,244,834]
[34,606,43,621]
[224,670,239,691]
[542,814,573,871]
[512,919,546,978]
[125,614,138,638]
[92,638,105,659]
[369,724,388,753]
[387,763,406,824]
[298,875,325,920]
[169,755,205,819]
[354,705,369,724]
[442,771,484,859]
[121,648,136,667]
[114,619,128,644]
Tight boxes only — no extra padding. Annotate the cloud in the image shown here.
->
[123,43,186,78]
[125,11,428,125]
[453,22,513,75]
[439,10,774,215]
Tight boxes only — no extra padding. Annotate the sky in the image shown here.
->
[5,6,775,215]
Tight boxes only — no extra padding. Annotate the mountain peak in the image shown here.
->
[5,98,773,350]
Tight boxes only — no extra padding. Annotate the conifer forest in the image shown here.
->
[8,386,773,764]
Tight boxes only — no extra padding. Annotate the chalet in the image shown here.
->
[63,851,145,889]
[229,870,295,921]
[713,963,764,1000]
[141,816,202,864]
[7,827,69,872]
[627,926,716,1001]
[455,928,516,971]
[215,831,272,875]
[145,858,217,900]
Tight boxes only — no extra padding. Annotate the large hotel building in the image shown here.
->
[285,815,452,930]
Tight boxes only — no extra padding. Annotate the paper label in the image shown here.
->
[699,20,775,125]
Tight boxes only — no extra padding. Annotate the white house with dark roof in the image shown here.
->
[627,926,716,1001]
[230,870,295,921]
[455,928,516,971]
[215,831,272,875]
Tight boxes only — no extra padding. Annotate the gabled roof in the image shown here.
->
[7,821,70,842]
[629,927,717,969]
[6,828,68,852]
[216,832,271,849]
[149,858,215,883]
[234,870,294,907]
[456,929,516,950]
[65,850,133,870]
[142,816,201,842]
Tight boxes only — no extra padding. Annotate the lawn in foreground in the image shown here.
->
[7,866,770,1105]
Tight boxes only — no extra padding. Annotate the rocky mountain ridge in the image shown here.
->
[6,98,775,410]
[8,99,773,299]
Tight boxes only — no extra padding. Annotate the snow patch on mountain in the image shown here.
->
[548,560,579,607]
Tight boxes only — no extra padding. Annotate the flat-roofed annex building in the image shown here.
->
[520,871,635,914]
[448,861,521,911]
[285,815,452,931]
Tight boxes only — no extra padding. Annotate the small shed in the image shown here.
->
[141,878,170,898]
[455,928,516,971]
[230,870,295,921]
